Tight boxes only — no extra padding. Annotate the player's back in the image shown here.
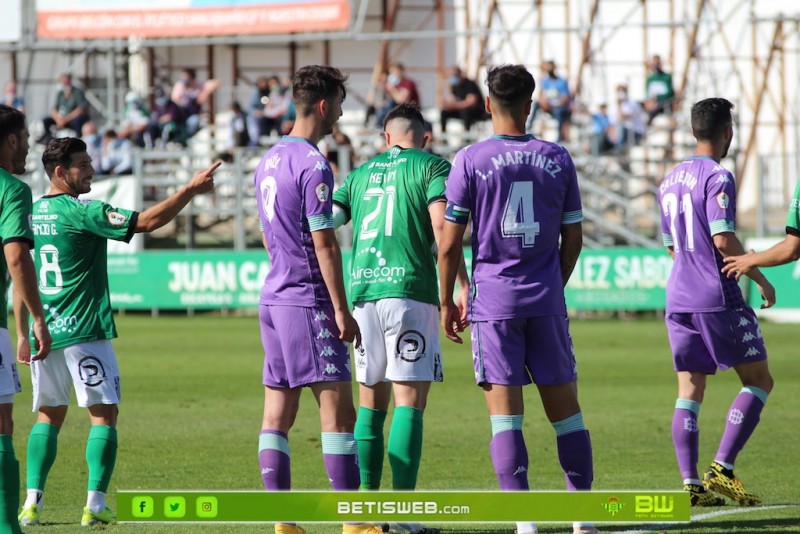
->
[448,134,582,320]
[658,156,745,312]
[336,146,448,306]
[255,137,333,307]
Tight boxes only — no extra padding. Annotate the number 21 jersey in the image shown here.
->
[445,134,582,321]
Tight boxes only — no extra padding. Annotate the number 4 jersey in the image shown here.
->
[658,156,745,312]
[31,194,138,349]
[445,134,582,321]
[333,146,450,306]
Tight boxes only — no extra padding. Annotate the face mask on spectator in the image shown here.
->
[387,74,400,85]
[617,90,627,100]
[449,75,460,86]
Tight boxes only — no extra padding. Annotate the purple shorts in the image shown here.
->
[471,315,577,386]
[259,304,351,388]
[666,308,768,374]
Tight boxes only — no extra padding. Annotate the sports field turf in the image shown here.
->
[9,316,799,533]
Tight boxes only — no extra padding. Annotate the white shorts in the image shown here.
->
[353,298,443,386]
[31,340,121,411]
[0,328,21,403]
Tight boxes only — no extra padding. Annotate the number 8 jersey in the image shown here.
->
[658,156,745,312]
[445,134,582,321]
[31,194,137,349]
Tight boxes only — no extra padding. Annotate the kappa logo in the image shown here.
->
[263,154,281,171]
[261,467,274,475]
[512,466,527,476]
[307,149,322,158]
[314,311,329,321]
[738,316,751,327]
[317,328,333,339]
[323,363,341,375]
[476,168,493,181]
[320,346,336,358]
[107,211,127,226]
[565,471,581,477]
[745,347,761,357]
[716,174,730,183]
[742,332,756,342]
[314,161,330,172]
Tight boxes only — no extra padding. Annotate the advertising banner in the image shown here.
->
[36,0,351,39]
[108,248,674,311]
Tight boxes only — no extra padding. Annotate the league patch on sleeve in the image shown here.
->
[716,192,730,209]
[315,183,330,202]
[107,211,128,226]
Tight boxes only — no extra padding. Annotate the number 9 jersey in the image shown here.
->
[31,194,137,349]
[445,134,582,321]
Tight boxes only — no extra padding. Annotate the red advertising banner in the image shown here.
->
[37,2,350,39]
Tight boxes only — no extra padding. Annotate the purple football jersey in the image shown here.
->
[658,156,745,312]
[255,136,336,306]
[445,134,583,321]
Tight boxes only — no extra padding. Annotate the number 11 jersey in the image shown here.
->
[445,134,582,321]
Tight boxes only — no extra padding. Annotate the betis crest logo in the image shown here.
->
[602,497,624,516]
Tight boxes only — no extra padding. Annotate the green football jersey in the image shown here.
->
[31,194,137,350]
[787,181,800,234]
[333,146,449,306]
[0,168,34,330]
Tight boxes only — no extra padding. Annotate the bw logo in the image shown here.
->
[635,495,674,513]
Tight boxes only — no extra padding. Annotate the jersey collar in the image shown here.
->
[491,134,534,141]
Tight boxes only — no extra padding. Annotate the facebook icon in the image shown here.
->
[132,496,154,518]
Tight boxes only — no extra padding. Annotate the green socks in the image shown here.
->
[26,422,60,491]
[387,406,423,490]
[354,407,387,490]
[0,435,23,534]
[85,425,118,493]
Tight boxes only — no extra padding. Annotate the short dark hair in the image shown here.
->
[292,65,348,117]
[42,137,87,178]
[486,65,535,110]
[383,102,425,130]
[0,104,26,147]
[691,98,733,141]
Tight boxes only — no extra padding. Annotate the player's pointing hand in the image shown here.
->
[188,160,221,195]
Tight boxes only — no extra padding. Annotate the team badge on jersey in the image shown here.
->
[315,183,330,202]
[716,192,729,209]
[107,211,127,226]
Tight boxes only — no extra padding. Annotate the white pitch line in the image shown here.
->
[615,504,794,534]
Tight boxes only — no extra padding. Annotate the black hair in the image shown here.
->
[0,104,26,146]
[42,137,87,178]
[292,65,348,117]
[383,102,425,130]
[486,65,535,110]
[691,98,734,141]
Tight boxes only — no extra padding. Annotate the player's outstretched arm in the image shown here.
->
[311,228,361,346]
[135,161,220,233]
[5,242,51,361]
[713,232,775,308]
[722,234,800,280]
[438,220,468,343]
[559,222,583,286]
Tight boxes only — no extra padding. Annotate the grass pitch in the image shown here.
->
[9,316,800,533]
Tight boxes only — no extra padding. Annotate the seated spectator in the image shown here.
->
[229,101,249,148]
[325,124,354,174]
[440,66,487,133]
[364,70,389,127]
[3,81,25,113]
[614,84,647,150]
[147,87,182,147]
[171,68,220,138]
[119,91,150,147]
[100,130,133,175]
[644,55,675,124]
[527,60,571,143]
[246,76,287,143]
[422,120,438,157]
[39,73,90,144]
[81,121,103,174]
[376,63,420,127]
[280,81,296,135]
[589,103,614,155]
